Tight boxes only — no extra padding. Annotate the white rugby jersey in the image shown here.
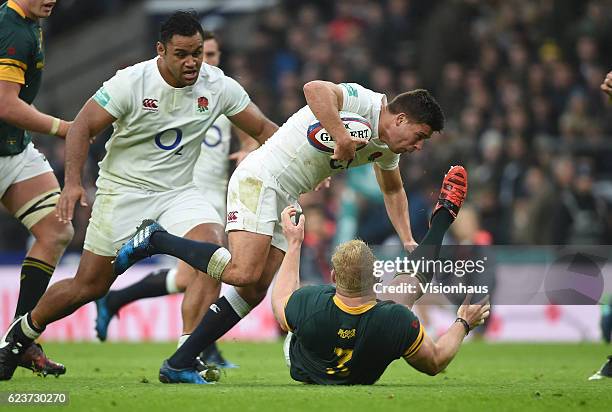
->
[247,83,400,197]
[193,114,232,191]
[93,58,250,192]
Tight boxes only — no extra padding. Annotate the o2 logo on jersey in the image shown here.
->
[154,128,183,155]
[202,125,222,148]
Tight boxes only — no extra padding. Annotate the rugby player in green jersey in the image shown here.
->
[0,0,71,378]
[272,166,490,384]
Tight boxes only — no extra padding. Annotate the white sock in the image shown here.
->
[165,268,180,294]
[21,315,41,340]
[224,287,252,318]
[177,334,190,349]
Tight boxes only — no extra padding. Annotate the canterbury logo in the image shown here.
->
[227,211,238,222]
[210,304,220,313]
[142,98,159,111]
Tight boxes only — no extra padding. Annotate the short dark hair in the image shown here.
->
[159,11,205,45]
[388,89,445,132]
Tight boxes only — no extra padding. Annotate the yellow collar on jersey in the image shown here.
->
[333,295,376,315]
[8,0,26,19]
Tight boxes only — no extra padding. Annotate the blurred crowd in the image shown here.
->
[2,1,612,283]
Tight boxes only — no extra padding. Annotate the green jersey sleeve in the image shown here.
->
[0,25,32,84]
[380,304,425,359]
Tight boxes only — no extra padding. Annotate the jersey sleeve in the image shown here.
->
[0,27,32,84]
[92,70,132,119]
[383,305,425,359]
[220,76,251,117]
[339,83,379,118]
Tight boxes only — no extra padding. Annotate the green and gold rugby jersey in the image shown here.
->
[0,0,45,155]
[285,285,424,385]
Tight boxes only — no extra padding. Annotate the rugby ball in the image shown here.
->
[307,111,372,153]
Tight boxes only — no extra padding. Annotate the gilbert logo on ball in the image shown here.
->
[307,111,372,153]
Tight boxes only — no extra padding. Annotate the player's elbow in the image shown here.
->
[303,80,326,98]
[422,347,446,376]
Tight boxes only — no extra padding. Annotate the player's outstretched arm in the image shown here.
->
[374,164,417,251]
[0,80,71,138]
[405,294,490,376]
[271,206,305,332]
[228,102,278,146]
[56,99,115,223]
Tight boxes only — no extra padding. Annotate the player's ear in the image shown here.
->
[331,269,336,284]
[396,113,408,126]
[156,41,166,57]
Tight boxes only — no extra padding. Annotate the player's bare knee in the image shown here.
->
[34,219,74,251]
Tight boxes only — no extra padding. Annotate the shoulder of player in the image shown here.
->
[108,58,156,83]
[199,63,225,82]
[374,299,414,319]
[0,14,33,44]
[290,284,335,304]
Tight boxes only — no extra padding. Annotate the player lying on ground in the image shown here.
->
[0,0,73,377]
[0,11,277,381]
[272,167,489,385]
[93,30,256,369]
[110,81,446,383]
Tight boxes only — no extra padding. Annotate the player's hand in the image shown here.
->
[332,135,366,162]
[56,183,88,223]
[601,71,612,97]
[281,205,305,246]
[229,150,251,165]
[403,239,418,252]
[314,177,331,191]
[456,294,490,331]
[56,120,72,139]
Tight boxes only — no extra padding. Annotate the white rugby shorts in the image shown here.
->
[0,143,53,198]
[84,183,223,256]
[193,178,228,223]
[225,157,300,253]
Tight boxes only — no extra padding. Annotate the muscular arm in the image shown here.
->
[0,80,70,137]
[375,164,416,249]
[56,99,115,222]
[64,99,115,186]
[405,323,466,376]
[405,295,490,375]
[228,102,278,146]
[271,207,305,332]
[302,81,352,146]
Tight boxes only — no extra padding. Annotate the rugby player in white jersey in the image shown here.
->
[113,80,446,383]
[0,11,277,382]
[93,31,255,368]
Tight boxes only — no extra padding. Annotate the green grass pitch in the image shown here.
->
[1,342,611,411]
